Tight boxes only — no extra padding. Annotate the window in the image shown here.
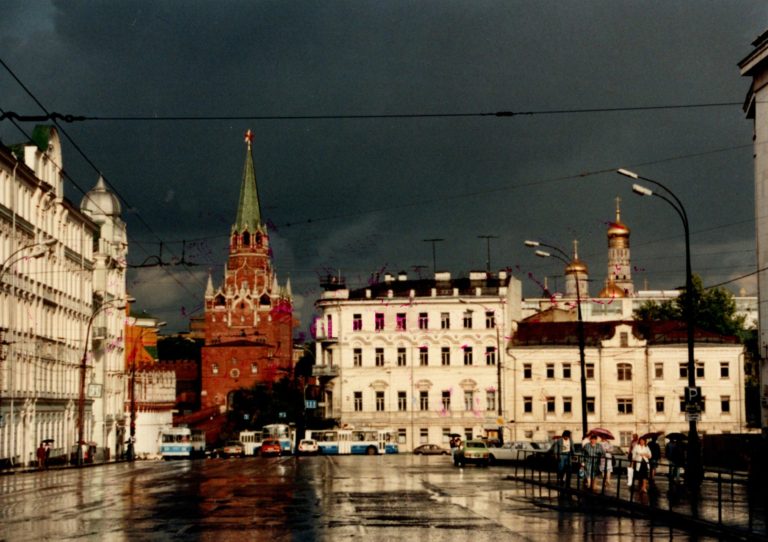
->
[354,392,363,411]
[562,363,571,379]
[523,396,533,413]
[396,313,406,331]
[485,346,496,366]
[523,364,532,379]
[326,349,333,365]
[375,313,384,331]
[250,363,258,374]
[617,398,633,415]
[420,428,429,444]
[563,396,572,414]
[546,364,555,379]
[721,395,731,413]
[679,396,686,413]
[486,390,496,411]
[655,396,665,413]
[353,348,362,367]
[398,391,407,411]
[397,428,407,444]
[696,362,705,378]
[617,363,632,381]
[441,347,450,366]
[586,396,595,414]
[327,315,333,338]
[720,362,730,379]
[375,348,384,367]
[464,428,473,441]
[654,362,664,379]
[586,363,595,379]
[463,346,473,366]
[442,428,451,444]
[376,391,385,411]
[441,312,450,329]
[419,347,429,366]
[620,331,629,347]
[619,431,633,447]
[700,397,707,412]
[463,311,473,329]
[485,311,495,328]
[546,397,555,413]
[679,363,688,379]
[397,347,406,367]
[418,312,428,329]
[353,313,362,331]
[464,390,475,411]
[420,391,429,411]
[441,391,451,410]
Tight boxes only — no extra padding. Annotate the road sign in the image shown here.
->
[278,411,287,418]
[685,411,701,422]
[305,400,317,409]
[684,386,702,404]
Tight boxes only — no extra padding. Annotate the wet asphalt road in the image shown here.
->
[0,455,714,541]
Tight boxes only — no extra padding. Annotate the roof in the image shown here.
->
[344,274,509,300]
[510,320,740,347]
[234,132,262,232]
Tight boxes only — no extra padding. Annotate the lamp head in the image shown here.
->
[534,250,551,259]
[524,240,540,247]
[632,183,654,197]
[617,168,639,179]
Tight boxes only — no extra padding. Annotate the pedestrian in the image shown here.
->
[665,439,684,484]
[43,441,51,469]
[553,430,572,486]
[582,434,604,491]
[632,436,652,493]
[648,436,661,481]
[36,442,46,469]
[600,437,614,486]
[626,433,638,487]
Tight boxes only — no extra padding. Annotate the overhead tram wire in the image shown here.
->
[0,101,744,123]
[0,57,206,297]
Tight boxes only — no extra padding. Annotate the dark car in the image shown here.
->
[260,439,282,457]
[453,440,490,467]
[413,444,450,456]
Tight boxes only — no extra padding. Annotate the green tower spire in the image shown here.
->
[234,129,262,232]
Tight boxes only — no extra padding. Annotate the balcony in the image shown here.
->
[312,364,340,378]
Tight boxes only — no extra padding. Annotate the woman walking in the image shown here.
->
[632,436,652,493]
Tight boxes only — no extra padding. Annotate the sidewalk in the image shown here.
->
[506,462,767,541]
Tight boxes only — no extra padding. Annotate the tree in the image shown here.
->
[633,275,747,338]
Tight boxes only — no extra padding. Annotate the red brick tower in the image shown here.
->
[200,130,293,410]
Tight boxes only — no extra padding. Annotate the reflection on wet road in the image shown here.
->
[0,455,716,541]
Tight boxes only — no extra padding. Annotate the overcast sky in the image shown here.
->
[1,1,766,334]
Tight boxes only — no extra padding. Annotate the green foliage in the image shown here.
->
[633,275,747,338]
[227,379,304,432]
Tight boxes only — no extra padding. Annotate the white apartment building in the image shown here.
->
[508,318,746,446]
[313,270,521,451]
[0,126,128,466]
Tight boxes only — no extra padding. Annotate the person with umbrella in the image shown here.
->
[665,435,685,484]
[582,433,605,492]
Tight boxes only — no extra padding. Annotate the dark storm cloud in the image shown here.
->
[1,1,765,332]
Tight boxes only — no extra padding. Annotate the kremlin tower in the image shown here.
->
[200,130,294,410]
[599,197,634,298]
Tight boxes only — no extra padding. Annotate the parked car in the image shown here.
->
[487,441,541,464]
[260,439,282,457]
[297,439,319,455]
[453,440,490,467]
[220,440,245,458]
[413,444,450,456]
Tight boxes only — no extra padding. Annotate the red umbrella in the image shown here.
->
[587,428,614,440]
[640,431,663,441]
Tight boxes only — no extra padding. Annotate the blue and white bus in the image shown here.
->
[159,427,206,459]
[306,428,398,455]
[239,430,263,456]
[262,424,294,455]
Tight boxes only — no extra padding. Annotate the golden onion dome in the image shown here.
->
[565,258,588,275]
[607,221,630,237]
[598,281,627,299]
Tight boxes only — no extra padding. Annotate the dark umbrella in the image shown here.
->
[665,432,687,441]
[587,428,614,440]
[639,431,662,441]
[42,439,54,444]
[448,433,461,438]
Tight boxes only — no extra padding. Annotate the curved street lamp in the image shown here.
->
[525,240,589,440]
[617,167,702,491]
[77,295,136,466]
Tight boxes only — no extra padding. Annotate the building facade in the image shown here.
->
[200,131,293,411]
[0,126,129,466]
[508,320,746,446]
[740,32,768,432]
[313,270,521,451]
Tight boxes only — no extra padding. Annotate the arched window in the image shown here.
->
[260,294,271,306]
[617,363,632,381]
[256,232,262,246]
[242,231,251,246]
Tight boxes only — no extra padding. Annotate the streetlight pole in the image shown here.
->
[460,298,504,444]
[525,240,589,439]
[77,296,134,466]
[617,168,702,491]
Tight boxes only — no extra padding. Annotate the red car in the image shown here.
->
[260,439,282,457]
